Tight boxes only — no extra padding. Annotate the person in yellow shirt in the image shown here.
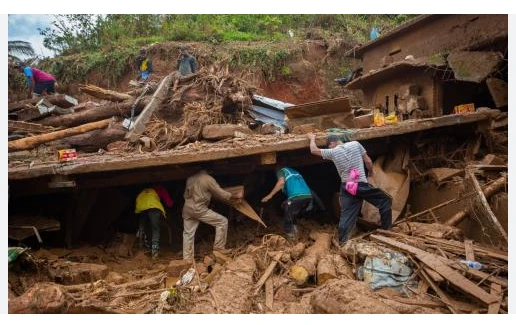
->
[135,185,173,259]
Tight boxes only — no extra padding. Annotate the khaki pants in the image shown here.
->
[182,208,228,260]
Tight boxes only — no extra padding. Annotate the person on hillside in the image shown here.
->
[136,48,153,82]
[135,185,174,259]
[261,166,315,240]
[176,45,198,76]
[307,133,392,244]
[182,169,242,260]
[15,62,56,99]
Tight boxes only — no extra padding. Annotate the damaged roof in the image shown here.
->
[345,60,445,89]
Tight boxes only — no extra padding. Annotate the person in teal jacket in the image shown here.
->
[261,166,313,239]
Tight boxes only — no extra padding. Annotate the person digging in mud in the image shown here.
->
[14,61,56,99]
[135,184,174,259]
[182,169,242,260]
[136,48,153,82]
[176,45,198,77]
[261,166,314,240]
[308,133,392,244]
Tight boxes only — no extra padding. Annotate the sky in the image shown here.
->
[8,14,55,58]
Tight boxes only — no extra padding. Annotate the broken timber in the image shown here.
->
[370,234,499,305]
[8,119,112,152]
[125,74,173,142]
[8,110,500,180]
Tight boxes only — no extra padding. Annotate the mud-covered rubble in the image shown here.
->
[8,212,508,314]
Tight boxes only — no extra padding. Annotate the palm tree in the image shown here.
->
[8,40,35,60]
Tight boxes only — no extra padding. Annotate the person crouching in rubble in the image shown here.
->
[182,169,242,260]
[135,185,173,259]
[136,48,153,82]
[308,133,392,244]
[261,166,314,240]
[15,61,56,99]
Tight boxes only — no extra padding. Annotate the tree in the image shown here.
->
[8,40,35,60]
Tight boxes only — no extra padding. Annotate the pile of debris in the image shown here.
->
[7,66,276,156]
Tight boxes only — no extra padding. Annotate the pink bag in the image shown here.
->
[345,168,360,196]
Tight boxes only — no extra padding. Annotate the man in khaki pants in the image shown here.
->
[182,170,242,260]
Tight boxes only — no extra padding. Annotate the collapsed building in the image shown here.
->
[7,14,508,314]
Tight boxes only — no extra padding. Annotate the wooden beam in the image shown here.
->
[9,110,501,180]
[8,119,111,152]
[265,278,273,311]
[126,74,172,142]
[464,239,475,262]
[419,269,458,314]
[8,120,55,134]
[260,152,277,165]
[370,235,499,305]
[254,253,281,295]
[487,283,502,314]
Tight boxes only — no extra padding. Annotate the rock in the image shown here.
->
[48,261,109,285]
[105,272,126,285]
[166,259,193,277]
[201,124,251,140]
[8,282,68,313]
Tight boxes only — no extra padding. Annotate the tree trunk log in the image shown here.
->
[8,94,78,112]
[53,124,127,152]
[445,175,507,226]
[79,84,133,102]
[39,99,149,128]
[289,231,331,286]
[8,119,112,152]
[316,254,337,286]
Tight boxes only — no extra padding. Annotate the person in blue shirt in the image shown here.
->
[261,166,313,240]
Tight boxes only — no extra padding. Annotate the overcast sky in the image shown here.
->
[8,14,55,58]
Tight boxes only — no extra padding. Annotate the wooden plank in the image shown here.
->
[126,74,172,142]
[8,120,55,134]
[464,239,475,262]
[487,283,502,314]
[227,199,267,228]
[370,235,499,305]
[428,168,464,183]
[265,278,274,311]
[260,152,277,165]
[254,253,280,295]
[8,119,111,152]
[424,267,444,282]
[285,96,352,119]
[420,269,458,314]
[212,251,232,265]
[466,169,508,245]
[8,110,500,180]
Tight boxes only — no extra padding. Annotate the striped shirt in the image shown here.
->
[320,141,368,183]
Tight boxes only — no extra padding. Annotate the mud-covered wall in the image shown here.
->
[359,15,508,73]
[361,69,436,113]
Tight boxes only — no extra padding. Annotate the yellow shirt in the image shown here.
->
[135,188,166,217]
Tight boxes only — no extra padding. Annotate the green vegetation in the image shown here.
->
[35,14,414,85]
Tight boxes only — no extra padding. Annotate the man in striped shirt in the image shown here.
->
[308,133,392,244]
